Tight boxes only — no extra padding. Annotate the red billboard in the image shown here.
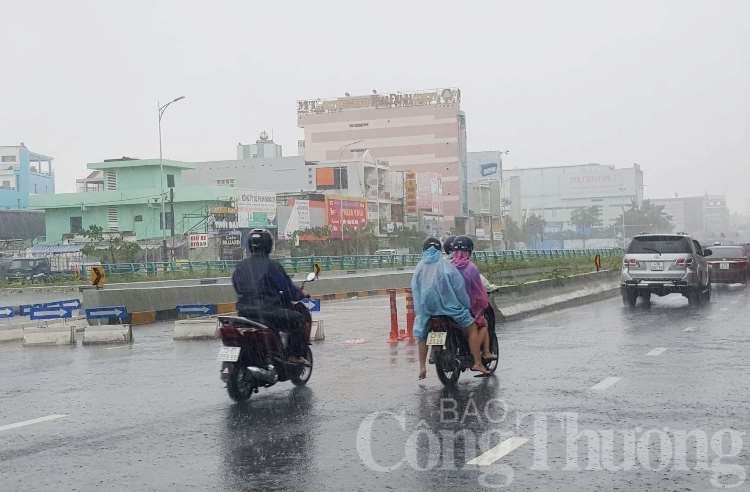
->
[327,198,368,235]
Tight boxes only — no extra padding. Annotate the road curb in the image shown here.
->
[496,284,620,322]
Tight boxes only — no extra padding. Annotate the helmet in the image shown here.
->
[422,237,442,252]
[443,235,457,254]
[452,235,474,254]
[247,229,273,256]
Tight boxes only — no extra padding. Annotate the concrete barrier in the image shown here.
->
[173,318,218,340]
[0,324,25,343]
[310,320,325,341]
[22,320,82,346]
[82,323,133,345]
[82,271,415,324]
[492,270,620,321]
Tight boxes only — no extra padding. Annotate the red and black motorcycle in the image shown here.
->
[217,270,318,402]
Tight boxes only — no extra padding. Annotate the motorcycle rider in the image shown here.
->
[450,236,497,361]
[231,229,309,364]
[412,237,490,379]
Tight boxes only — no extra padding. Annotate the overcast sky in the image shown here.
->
[2,1,748,210]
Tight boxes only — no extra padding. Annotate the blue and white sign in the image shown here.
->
[30,307,74,320]
[480,162,499,177]
[45,299,81,310]
[176,304,216,315]
[85,306,128,320]
[20,304,44,316]
[301,299,321,312]
[0,306,15,318]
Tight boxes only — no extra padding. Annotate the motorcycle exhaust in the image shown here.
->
[246,365,278,384]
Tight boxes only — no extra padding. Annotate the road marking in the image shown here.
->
[647,347,667,356]
[0,414,66,432]
[104,345,130,350]
[683,327,696,332]
[720,307,729,312]
[590,377,621,392]
[466,436,529,466]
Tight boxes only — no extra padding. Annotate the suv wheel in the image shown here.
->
[687,288,701,306]
[702,281,711,303]
[622,290,638,307]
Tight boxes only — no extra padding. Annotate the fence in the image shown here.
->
[87,248,623,280]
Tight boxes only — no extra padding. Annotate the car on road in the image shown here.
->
[705,245,749,285]
[4,257,52,282]
[621,234,712,307]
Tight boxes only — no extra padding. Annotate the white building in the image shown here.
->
[503,163,644,231]
[183,156,311,193]
[236,131,283,160]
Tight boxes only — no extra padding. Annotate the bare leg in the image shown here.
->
[418,341,428,379]
[481,325,497,360]
[468,324,489,374]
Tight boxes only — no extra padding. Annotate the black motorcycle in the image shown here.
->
[216,271,318,402]
[427,306,499,386]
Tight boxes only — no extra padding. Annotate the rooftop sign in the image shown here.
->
[297,88,460,115]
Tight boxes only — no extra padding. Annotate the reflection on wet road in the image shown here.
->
[1,287,749,490]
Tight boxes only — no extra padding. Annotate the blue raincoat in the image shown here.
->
[411,247,474,341]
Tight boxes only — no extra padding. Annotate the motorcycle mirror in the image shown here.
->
[306,272,316,282]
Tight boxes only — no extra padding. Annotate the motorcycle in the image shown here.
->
[216,269,319,402]
[427,301,500,387]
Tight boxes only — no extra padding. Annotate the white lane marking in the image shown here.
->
[467,436,529,466]
[104,345,130,350]
[720,307,729,312]
[590,377,621,392]
[0,414,67,432]
[646,347,667,356]
[683,327,696,332]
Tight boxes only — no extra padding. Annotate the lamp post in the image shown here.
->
[361,149,379,234]
[158,95,186,261]
[335,140,362,242]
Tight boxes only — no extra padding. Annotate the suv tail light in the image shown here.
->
[675,258,694,268]
[624,258,640,268]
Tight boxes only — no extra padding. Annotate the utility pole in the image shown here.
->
[169,187,175,259]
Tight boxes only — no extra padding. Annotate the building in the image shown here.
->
[30,157,240,244]
[183,155,311,192]
[236,131,283,160]
[467,151,507,243]
[502,163,644,231]
[308,158,403,234]
[651,195,730,240]
[297,88,467,229]
[0,143,55,209]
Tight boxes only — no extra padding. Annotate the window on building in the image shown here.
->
[70,216,83,234]
[1,180,9,188]
[349,122,369,128]
[160,212,174,230]
[134,215,143,222]
[34,184,38,194]
[1,155,16,162]
[166,174,175,188]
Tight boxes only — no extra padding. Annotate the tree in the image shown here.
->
[570,206,602,234]
[524,214,546,246]
[570,206,603,247]
[82,224,103,241]
[614,200,674,237]
[500,218,524,249]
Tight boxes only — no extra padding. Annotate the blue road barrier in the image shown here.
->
[85,306,128,320]
[30,306,73,320]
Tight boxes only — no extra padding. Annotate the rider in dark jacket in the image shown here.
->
[232,229,308,364]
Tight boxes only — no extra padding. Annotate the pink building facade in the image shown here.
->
[297,88,467,229]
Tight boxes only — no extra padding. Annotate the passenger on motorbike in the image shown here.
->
[450,236,497,361]
[231,229,309,364]
[411,237,490,379]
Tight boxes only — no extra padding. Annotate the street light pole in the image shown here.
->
[157,95,186,262]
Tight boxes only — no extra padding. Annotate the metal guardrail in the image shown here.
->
[89,248,623,277]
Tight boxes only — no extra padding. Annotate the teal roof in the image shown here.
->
[30,186,235,209]
[88,158,193,170]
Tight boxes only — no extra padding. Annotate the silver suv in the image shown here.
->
[621,234,712,306]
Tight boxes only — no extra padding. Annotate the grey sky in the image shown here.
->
[2,1,748,210]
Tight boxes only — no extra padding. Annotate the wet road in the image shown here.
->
[1,287,749,490]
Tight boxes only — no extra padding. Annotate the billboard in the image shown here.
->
[280,199,312,239]
[234,190,277,228]
[189,233,208,248]
[327,198,368,235]
[405,171,418,214]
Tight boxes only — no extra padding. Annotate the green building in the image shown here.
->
[30,158,236,243]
